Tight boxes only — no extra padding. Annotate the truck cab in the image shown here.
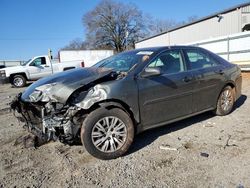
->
[23,55,54,80]
[0,55,82,87]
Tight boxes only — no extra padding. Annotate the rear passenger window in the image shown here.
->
[185,49,218,70]
[148,50,185,74]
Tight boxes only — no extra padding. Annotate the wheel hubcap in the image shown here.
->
[91,116,127,153]
[13,77,23,87]
[221,89,233,111]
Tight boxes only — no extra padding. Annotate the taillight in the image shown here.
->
[81,61,85,67]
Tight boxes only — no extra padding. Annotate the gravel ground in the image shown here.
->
[0,74,250,188]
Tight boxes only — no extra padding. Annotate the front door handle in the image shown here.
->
[182,76,193,82]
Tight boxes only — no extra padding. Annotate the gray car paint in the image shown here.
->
[19,46,242,134]
[21,67,114,103]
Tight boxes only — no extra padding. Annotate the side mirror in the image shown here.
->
[141,67,161,78]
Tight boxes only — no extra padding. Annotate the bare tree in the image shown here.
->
[176,15,199,27]
[82,0,148,52]
[61,38,88,50]
[187,15,199,23]
[62,1,199,51]
[148,18,177,35]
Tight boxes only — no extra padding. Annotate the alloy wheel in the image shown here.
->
[221,89,234,111]
[91,116,127,153]
[13,77,24,87]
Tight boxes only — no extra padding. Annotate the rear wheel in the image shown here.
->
[81,107,134,160]
[11,75,26,87]
[214,86,235,116]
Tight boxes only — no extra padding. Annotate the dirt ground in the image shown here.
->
[0,74,250,188]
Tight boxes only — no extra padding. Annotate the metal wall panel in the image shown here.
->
[136,8,242,48]
[242,5,250,13]
[191,31,250,63]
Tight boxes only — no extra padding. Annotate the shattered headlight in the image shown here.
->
[29,83,57,102]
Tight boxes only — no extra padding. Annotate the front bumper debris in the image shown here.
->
[10,93,82,144]
[10,93,49,141]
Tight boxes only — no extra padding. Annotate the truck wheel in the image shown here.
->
[81,107,134,160]
[12,75,26,87]
[214,86,235,116]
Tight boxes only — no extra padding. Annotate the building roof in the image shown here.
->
[137,2,250,43]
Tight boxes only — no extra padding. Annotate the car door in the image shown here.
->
[137,49,194,129]
[29,57,52,80]
[183,48,226,112]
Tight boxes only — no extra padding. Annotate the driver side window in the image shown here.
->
[148,50,185,74]
[30,57,46,66]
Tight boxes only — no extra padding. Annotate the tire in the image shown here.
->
[214,86,235,116]
[11,75,26,87]
[81,107,134,160]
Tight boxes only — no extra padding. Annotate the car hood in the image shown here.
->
[21,67,114,103]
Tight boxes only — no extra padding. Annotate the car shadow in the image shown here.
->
[127,112,214,155]
[233,94,247,111]
[25,82,33,87]
[127,94,247,155]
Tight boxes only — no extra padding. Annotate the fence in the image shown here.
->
[0,60,24,67]
[189,31,250,70]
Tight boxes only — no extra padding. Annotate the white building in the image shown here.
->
[136,2,250,48]
[135,2,250,68]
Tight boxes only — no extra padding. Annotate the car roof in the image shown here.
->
[130,45,204,54]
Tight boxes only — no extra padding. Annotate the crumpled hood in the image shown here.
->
[21,67,114,103]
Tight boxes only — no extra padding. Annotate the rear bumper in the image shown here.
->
[0,77,9,84]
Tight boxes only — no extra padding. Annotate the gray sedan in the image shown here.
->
[11,46,242,160]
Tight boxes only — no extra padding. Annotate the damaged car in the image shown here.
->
[11,46,242,160]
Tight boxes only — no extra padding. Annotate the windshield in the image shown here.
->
[92,50,154,72]
[21,59,32,66]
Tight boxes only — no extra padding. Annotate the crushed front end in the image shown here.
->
[10,93,83,144]
[9,67,118,144]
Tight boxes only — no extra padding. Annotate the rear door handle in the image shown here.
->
[182,76,193,82]
[214,69,224,75]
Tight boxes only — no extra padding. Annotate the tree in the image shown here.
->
[187,15,199,23]
[82,0,148,52]
[62,1,199,51]
[61,38,88,50]
[148,18,178,35]
[176,15,199,27]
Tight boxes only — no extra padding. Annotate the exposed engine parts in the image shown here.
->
[10,70,121,145]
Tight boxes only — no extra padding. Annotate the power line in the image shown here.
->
[0,37,82,41]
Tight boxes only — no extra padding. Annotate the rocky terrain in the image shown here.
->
[0,73,249,188]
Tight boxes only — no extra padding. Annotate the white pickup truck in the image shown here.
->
[0,55,83,87]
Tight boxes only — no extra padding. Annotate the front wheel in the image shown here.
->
[214,86,235,116]
[81,107,134,160]
[11,75,26,87]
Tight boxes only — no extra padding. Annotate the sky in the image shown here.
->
[0,0,249,60]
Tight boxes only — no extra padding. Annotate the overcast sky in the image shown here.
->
[0,0,248,60]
